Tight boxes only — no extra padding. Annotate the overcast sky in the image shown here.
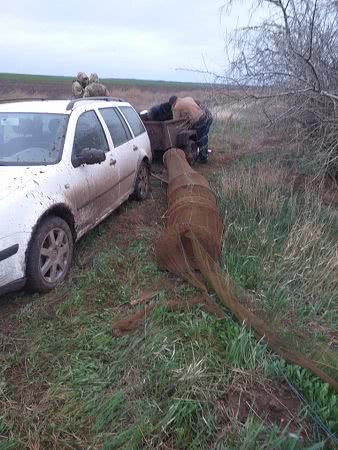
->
[0,0,250,82]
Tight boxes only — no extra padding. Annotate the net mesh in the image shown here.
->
[112,147,338,391]
[155,148,338,392]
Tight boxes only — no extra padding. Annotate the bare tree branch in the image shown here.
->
[220,0,338,181]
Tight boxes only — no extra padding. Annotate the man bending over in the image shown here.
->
[169,95,213,163]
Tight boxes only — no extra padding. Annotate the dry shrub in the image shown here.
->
[106,85,211,110]
[219,162,338,317]
[221,0,338,179]
[0,88,43,100]
[223,164,287,213]
[279,203,338,303]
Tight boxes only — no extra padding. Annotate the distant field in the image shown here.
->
[0,72,206,89]
[0,73,212,110]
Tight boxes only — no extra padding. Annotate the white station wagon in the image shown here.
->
[0,97,152,295]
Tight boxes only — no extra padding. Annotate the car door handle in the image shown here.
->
[110,158,117,166]
[133,145,138,151]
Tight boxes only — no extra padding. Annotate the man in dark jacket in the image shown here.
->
[149,102,173,121]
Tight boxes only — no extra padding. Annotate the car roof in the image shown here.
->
[0,98,132,115]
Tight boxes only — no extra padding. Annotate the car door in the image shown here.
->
[69,110,120,233]
[98,107,139,200]
[118,105,149,190]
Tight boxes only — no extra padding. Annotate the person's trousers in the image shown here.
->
[193,111,213,160]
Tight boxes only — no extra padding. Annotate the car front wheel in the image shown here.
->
[133,161,150,201]
[26,216,74,293]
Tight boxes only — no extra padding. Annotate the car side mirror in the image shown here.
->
[73,148,106,168]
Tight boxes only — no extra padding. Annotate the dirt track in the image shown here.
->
[0,151,234,332]
[1,143,337,329]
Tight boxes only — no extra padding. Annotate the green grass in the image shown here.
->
[245,145,325,177]
[213,159,338,438]
[1,230,336,449]
[209,114,266,157]
[216,161,337,335]
[1,134,338,448]
[0,73,206,89]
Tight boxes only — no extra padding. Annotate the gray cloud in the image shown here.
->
[0,0,249,81]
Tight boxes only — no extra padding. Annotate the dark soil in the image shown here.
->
[212,381,310,446]
[226,383,302,431]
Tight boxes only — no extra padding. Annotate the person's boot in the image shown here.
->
[198,147,208,163]
[198,155,208,163]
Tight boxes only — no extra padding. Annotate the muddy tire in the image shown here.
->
[186,139,198,165]
[26,216,74,293]
[133,161,150,201]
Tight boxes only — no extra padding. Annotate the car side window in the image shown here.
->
[73,111,109,157]
[119,106,146,137]
[99,107,132,148]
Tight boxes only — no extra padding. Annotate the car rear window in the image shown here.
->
[99,108,132,148]
[0,112,68,166]
[119,106,146,137]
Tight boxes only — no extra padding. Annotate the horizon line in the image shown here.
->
[0,72,209,85]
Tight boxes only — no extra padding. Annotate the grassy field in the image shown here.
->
[0,73,206,89]
[0,93,338,449]
[0,73,211,110]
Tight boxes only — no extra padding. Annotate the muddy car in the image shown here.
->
[0,97,152,295]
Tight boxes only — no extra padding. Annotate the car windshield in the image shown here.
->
[0,112,68,166]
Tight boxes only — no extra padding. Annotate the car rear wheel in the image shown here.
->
[26,216,74,293]
[133,161,150,201]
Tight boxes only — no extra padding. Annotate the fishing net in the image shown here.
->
[155,148,338,392]
[112,147,338,392]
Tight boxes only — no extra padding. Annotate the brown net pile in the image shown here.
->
[156,148,223,274]
[154,148,338,392]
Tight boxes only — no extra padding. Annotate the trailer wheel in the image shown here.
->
[185,139,198,165]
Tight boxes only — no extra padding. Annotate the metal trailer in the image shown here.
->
[142,118,198,164]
